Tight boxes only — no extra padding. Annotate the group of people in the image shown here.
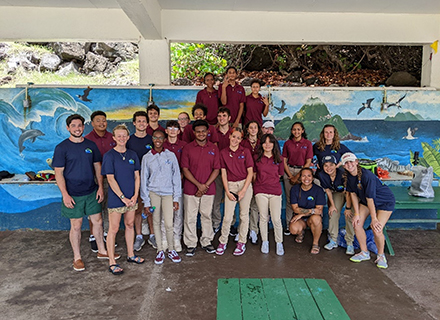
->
[53,69,395,275]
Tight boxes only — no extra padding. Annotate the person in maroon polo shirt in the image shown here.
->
[182,104,219,144]
[212,107,235,235]
[84,110,116,252]
[163,120,187,252]
[282,122,313,236]
[241,120,263,245]
[181,120,220,257]
[146,104,165,136]
[218,66,246,128]
[253,134,285,256]
[243,79,269,127]
[216,128,254,256]
[196,73,220,125]
[177,112,190,141]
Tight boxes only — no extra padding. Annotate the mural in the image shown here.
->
[1,86,440,230]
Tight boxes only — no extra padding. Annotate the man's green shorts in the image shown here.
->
[61,190,102,219]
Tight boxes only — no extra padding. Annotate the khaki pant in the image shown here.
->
[150,191,174,252]
[255,193,283,243]
[184,194,215,248]
[212,175,236,230]
[219,180,253,244]
[328,191,355,245]
[283,167,301,226]
[249,196,259,233]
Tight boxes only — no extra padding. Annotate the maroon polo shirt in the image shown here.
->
[182,124,219,144]
[163,139,187,166]
[220,146,254,182]
[244,94,265,127]
[84,130,115,158]
[146,124,165,136]
[216,126,234,151]
[196,88,220,125]
[253,155,284,196]
[218,83,246,124]
[181,140,221,196]
[240,138,260,157]
[282,138,313,167]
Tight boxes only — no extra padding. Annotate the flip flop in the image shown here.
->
[295,231,305,244]
[127,255,145,264]
[108,264,123,275]
[311,245,320,254]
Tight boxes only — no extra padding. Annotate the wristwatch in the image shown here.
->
[346,206,352,210]
[120,194,125,199]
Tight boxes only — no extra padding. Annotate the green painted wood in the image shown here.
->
[383,228,395,256]
[386,219,440,223]
[389,186,440,211]
[240,278,269,320]
[217,278,242,320]
[284,278,324,320]
[305,279,350,320]
[261,278,296,320]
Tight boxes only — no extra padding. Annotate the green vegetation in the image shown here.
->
[384,112,424,121]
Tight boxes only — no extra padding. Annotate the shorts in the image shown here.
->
[61,190,102,219]
[108,203,138,214]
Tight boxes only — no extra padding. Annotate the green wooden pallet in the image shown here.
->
[217,278,350,320]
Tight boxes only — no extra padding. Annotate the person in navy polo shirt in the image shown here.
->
[289,168,326,254]
[243,79,269,127]
[318,155,355,255]
[253,134,285,256]
[216,128,254,256]
[182,104,219,144]
[196,73,220,125]
[126,111,155,251]
[53,114,111,272]
[282,122,313,235]
[102,125,144,274]
[181,120,220,257]
[218,66,246,128]
[146,104,165,136]
[342,152,395,269]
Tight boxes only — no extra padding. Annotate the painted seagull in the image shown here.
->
[274,100,287,114]
[403,127,418,140]
[357,98,374,115]
[387,94,406,109]
[76,86,93,102]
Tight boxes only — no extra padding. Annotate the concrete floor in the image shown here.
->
[0,229,439,320]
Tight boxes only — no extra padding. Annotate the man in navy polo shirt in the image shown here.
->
[53,114,113,272]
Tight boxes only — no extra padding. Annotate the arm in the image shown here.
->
[221,168,236,201]
[303,158,312,168]
[130,171,140,206]
[237,167,253,201]
[182,167,206,196]
[262,96,269,117]
[171,155,182,211]
[283,157,298,184]
[140,157,152,208]
[93,162,104,203]
[350,192,361,228]
[344,191,353,219]
[325,189,337,217]
[54,167,75,209]
[232,102,244,128]
[220,82,228,105]
[291,203,324,223]
[367,197,382,232]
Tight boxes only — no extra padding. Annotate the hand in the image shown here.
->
[121,197,131,207]
[144,207,154,216]
[344,208,353,219]
[261,96,269,106]
[237,190,245,201]
[96,187,104,203]
[328,206,337,217]
[195,190,203,197]
[352,215,360,228]
[371,218,383,233]
[289,174,298,185]
[232,122,239,129]
[291,214,303,223]
[63,194,75,209]
[129,196,137,207]
[223,75,230,86]
[198,183,209,194]
[173,202,179,211]
[226,191,237,202]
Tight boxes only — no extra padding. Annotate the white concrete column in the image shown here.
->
[139,38,170,86]
[421,44,432,87]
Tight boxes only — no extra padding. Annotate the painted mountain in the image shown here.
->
[384,112,424,121]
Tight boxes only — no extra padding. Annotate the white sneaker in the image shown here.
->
[261,241,269,254]
[276,242,284,256]
[249,230,258,245]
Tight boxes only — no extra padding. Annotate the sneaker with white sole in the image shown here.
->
[276,242,284,256]
[134,237,145,252]
[249,230,258,245]
[155,251,165,265]
[346,245,355,255]
[148,235,157,249]
[261,241,269,254]
[324,240,338,251]
[216,243,226,255]
[375,254,388,269]
[186,247,196,257]
[233,242,246,256]
[350,251,370,262]
[168,250,181,263]
[89,235,98,253]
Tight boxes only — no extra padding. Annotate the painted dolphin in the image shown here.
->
[19,129,45,153]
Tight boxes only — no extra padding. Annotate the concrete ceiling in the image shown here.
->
[1,0,440,14]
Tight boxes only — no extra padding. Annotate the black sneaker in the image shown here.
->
[229,226,238,237]
[213,226,221,234]
[89,235,98,253]
[186,247,196,257]
[284,228,291,236]
[202,244,216,253]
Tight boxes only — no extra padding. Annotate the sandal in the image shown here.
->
[108,264,123,275]
[311,245,320,255]
[295,231,305,244]
[127,255,145,264]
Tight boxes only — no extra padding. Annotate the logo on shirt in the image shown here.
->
[301,146,308,149]
[307,196,315,201]
[85,148,92,154]
[208,150,215,156]
[336,185,344,192]
[331,150,337,154]
[129,159,135,164]
[146,144,152,150]
[238,155,245,159]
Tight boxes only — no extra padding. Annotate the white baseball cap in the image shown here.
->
[341,152,358,165]
[262,121,275,129]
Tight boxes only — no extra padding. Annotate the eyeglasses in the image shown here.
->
[167,127,179,131]
[152,137,165,140]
